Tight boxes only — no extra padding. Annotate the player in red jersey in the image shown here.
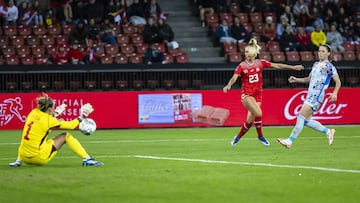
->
[223,38,304,147]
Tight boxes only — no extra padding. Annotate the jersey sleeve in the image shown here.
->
[260,60,271,68]
[48,116,80,130]
[234,64,242,75]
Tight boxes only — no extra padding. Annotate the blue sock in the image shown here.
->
[289,115,305,142]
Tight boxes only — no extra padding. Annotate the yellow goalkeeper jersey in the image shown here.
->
[19,108,80,157]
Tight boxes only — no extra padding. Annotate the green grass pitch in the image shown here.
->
[0,126,359,203]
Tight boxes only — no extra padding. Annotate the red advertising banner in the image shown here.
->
[0,88,357,130]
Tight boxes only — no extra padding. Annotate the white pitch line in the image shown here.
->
[1,154,359,174]
[132,155,360,174]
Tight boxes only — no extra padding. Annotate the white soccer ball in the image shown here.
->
[79,118,97,135]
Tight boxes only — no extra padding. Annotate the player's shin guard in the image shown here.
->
[254,116,263,137]
[65,133,89,159]
[304,119,328,134]
[289,115,305,142]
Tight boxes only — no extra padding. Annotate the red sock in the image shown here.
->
[254,116,263,137]
[237,122,252,138]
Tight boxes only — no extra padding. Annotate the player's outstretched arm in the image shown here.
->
[288,75,310,83]
[271,62,304,71]
[223,74,239,93]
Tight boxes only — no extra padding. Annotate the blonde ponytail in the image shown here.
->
[245,38,261,57]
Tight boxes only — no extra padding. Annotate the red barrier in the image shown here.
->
[0,88,356,130]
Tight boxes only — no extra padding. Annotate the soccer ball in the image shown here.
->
[79,118,97,135]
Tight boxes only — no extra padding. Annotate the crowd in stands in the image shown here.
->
[193,0,360,62]
[0,0,186,65]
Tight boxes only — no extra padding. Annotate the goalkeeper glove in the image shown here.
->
[79,103,94,120]
[54,104,67,117]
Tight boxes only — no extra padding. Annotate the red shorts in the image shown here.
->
[241,89,263,102]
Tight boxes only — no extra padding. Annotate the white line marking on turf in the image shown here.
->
[1,154,359,174]
[131,155,360,174]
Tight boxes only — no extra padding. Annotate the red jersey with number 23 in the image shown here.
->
[234,59,271,102]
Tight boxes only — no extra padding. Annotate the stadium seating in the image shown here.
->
[84,81,97,91]
[53,81,65,91]
[114,53,129,64]
[228,52,242,63]
[286,51,300,62]
[101,80,113,90]
[116,80,128,90]
[163,80,174,90]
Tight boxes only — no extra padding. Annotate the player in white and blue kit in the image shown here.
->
[277,44,341,148]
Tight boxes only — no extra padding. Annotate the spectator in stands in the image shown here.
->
[310,25,326,49]
[279,25,299,52]
[70,0,86,23]
[17,1,29,25]
[85,0,103,24]
[69,20,88,45]
[213,0,228,13]
[157,18,174,46]
[53,44,70,65]
[294,26,315,51]
[100,26,117,44]
[311,6,325,31]
[144,43,166,65]
[31,0,44,25]
[143,16,160,44]
[296,5,314,32]
[50,0,65,24]
[67,41,85,65]
[326,24,345,52]
[144,0,162,19]
[281,4,296,27]
[84,39,99,64]
[261,16,277,44]
[293,0,309,17]
[87,18,100,43]
[127,0,147,25]
[5,0,18,25]
[323,0,338,16]
[338,17,357,43]
[197,0,214,27]
[323,8,337,31]
[104,0,127,25]
[44,9,57,27]
[216,19,237,44]
[276,15,294,41]
[63,0,73,24]
[230,16,251,43]
[340,0,356,17]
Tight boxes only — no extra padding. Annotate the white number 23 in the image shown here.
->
[249,73,259,83]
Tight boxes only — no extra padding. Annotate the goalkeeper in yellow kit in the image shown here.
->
[9,94,103,167]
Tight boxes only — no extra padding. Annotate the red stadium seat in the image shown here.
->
[10,35,25,46]
[219,13,233,24]
[114,53,128,64]
[116,34,130,44]
[223,43,238,54]
[116,80,128,90]
[26,35,40,46]
[105,44,119,57]
[147,80,160,89]
[267,41,280,52]
[31,44,45,56]
[5,54,20,65]
[135,43,149,55]
[16,45,31,55]
[286,51,300,62]
[130,33,144,44]
[56,35,68,45]
[33,25,47,36]
[258,51,271,61]
[271,52,286,62]
[62,24,73,35]
[41,35,55,46]
[299,51,314,61]
[46,44,58,55]
[154,43,166,53]
[233,13,249,24]
[20,54,35,65]
[6,81,17,92]
[343,51,355,61]
[84,81,97,90]
[48,24,62,35]
[342,41,355,51]
[205,13,219,25]
[0,36,9,46]
[113,24,122,35]
[229,2,240,14]
[263,12,277,23]
[101,80,113,90]
[120,43,135,57]
[18,25,32,36]
[3,25,17,36]
[22,81,33,91]
[228,52,243,63]
[129,53,144,64]
[2,45,16,55]
[163,80,174,89]
[178,79,190,89]
[249,12,263,23]
[331,51,342,61]
[175,52,189,64]
[133,80,144,90]
[163,53,174,64]
[99,54,114,64]
[242,23,253,33]
[238,42,247,53]
[122,24,136,35]
[35,55,49,65]
[53,81,65,91]
[253,22,264,34]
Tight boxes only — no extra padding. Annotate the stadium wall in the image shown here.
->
[0,88,357,130]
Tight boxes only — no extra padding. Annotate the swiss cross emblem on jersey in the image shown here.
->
[244,69,248,74]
